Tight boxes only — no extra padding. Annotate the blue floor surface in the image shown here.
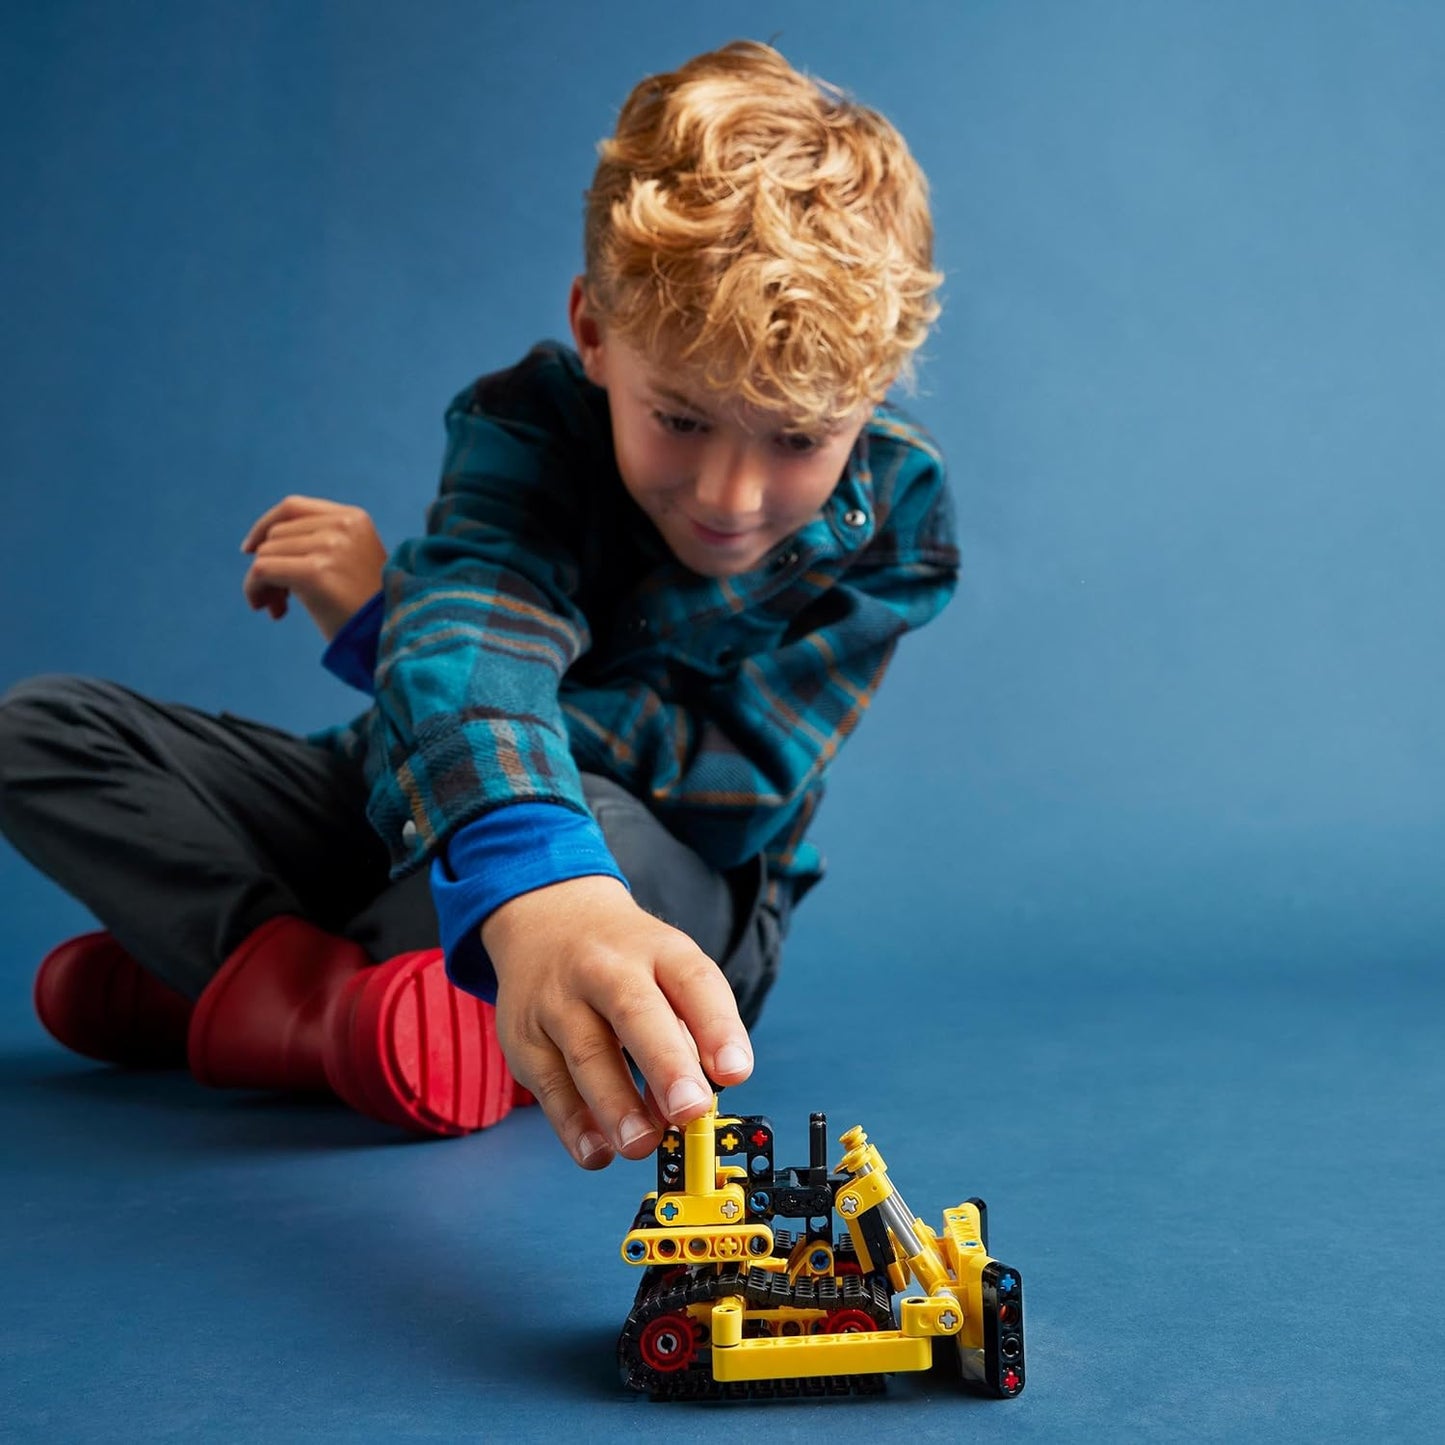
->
[3,935,1442,1442]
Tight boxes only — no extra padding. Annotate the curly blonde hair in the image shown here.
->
[583,41,942,429]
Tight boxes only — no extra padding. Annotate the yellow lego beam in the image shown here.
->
[710,1331,932,1382]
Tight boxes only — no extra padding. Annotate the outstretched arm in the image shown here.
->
[370,356,753,1167]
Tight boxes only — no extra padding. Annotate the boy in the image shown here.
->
[0,40,956,1168]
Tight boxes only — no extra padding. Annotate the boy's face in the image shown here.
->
[569,279,869,579]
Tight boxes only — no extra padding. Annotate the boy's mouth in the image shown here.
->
[689,519,756,547]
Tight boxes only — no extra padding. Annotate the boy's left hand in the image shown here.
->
[240,495,387,641]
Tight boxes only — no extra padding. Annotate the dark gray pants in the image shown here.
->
[0,675,783,1027]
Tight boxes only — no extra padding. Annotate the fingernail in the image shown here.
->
[665,1078,711,1119]
[577,1130,611,1165]
[714,1043,752,1078]
[617,1112,654,1150]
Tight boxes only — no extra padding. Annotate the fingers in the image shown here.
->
[579,958,718,1135]
[247,530,343,566]
[243,549,313,598]
[241,562,288,618]
[523,1054,616,1170]
[240,507,386,640]
[499,1013,618,1170]
[248,515,355,549]
[554,999,670,1159]
[240,495,361,553]
[508,984,696,1162]
[655,948,754,1089]
[240,495,325,553]
[243,535,367,599]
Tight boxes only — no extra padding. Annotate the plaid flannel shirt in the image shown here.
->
[315,341,959,909]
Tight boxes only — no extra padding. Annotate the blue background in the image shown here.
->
[2,2,1442,1440]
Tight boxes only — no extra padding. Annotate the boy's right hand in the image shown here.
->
[240,495,388,642]
[482,874,754,1170]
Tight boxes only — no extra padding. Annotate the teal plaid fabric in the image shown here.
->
[315,342,959,907]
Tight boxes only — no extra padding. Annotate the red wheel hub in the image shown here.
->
[638,1312,698,1372]
[825,1308,877,1334]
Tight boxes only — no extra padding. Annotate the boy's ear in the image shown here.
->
[568,276,608,387]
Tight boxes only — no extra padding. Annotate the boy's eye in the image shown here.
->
[654,411,707,436]
[776,431,821,455]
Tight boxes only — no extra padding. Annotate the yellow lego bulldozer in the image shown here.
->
[617,1098,1026,1401]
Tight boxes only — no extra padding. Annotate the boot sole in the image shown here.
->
[329,951,517,1137]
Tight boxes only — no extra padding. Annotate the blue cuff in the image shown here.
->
[430,802,629,1003]
[320,590,383,694]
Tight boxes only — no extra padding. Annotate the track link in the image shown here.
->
[618,1264,897,1401]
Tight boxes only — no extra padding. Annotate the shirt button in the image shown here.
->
[628,615,650,635]
[773,547,800,569]
[401,820,418,844]
[843,508,868,528]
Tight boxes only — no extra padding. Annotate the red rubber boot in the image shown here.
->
[187,916,525,1136]
[33,931,193,1067]
[325,948,522,1135]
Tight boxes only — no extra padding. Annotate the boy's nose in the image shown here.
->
[694,443,765,522]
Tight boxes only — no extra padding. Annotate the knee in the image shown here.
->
[1,673,114,737]
[579,773,685,918]
[0,674,123,789]
[581,774,657,900]
[580,772,735,959]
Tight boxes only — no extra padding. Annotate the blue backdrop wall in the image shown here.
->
[4,4,1444,1440]
[4,0,1440,986]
